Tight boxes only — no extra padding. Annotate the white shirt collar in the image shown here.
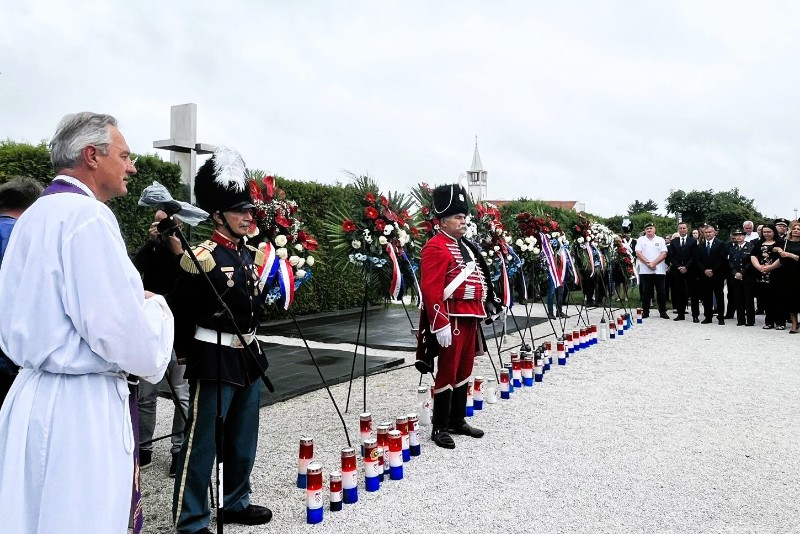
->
[54,174,96,199]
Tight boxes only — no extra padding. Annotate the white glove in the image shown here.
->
[435,326,452,348]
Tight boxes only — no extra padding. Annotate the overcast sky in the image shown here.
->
[2,1,799,219]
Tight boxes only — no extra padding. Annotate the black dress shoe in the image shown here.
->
[448,421,484,438]
[701,318,713,324]
[431,428,456,449]
[225,504,273,526]
[745,323,755,326]
[724,314,735,320]
[642,312,650,319]
[737,322,745,326]
[692,317,700,323]
[674,315,685,321]
[718,319,725,325]
[660,313,670,319]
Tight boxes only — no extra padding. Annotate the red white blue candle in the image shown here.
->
[388,430,403,480]
[395,415,410,462]
[329,471,342,512]
[473,376,484,410]
[557,340,567,365]
[363,438,380,492]
[297,437,313,488]
[522,353,534,386]
[306,462,323,524]
[499,368,510,399]
[340,447,358,504]
[465,379,474,417]
[511,352,522,387]
[377,423,392,480]
[359,412,373,457]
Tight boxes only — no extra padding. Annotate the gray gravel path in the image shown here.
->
[140,310,800,533]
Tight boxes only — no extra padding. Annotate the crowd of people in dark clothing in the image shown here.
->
[638,218,800,332]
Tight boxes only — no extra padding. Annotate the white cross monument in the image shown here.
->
[153,103,215,204]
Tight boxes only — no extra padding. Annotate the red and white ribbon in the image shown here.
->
[584,242,595,277]
[500,255,512,308]
[386,244,402,300]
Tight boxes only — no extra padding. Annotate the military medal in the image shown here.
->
[221,266,235,287]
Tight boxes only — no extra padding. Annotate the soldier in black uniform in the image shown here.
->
[727,228,755,326]
[171,148,272,534]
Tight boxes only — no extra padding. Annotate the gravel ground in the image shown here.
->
[140,309,800,534]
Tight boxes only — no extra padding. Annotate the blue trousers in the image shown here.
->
[172,379,261,533]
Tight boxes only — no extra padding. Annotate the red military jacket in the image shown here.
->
[420,231,488,333]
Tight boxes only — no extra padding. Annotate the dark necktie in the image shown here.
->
[681,237,685,247]
[707,241,711,253]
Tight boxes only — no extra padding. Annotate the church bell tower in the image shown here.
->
[467,136,488,202]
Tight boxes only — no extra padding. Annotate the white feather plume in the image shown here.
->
[212,145,248,192]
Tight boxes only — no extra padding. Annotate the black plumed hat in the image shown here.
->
[432,183,470,219]
[194,146,254,215]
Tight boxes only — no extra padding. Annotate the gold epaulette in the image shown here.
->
[180,241,217,274]
[247,244,266,268]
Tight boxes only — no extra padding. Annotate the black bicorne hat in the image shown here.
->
[194,146,254,215]
[432,183,470,219]
[731,228,745,235]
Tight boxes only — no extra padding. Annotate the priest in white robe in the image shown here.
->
[0,112,173,534]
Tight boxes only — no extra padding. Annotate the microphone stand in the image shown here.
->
[158,215,274,534]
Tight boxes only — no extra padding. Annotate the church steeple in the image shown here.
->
[467,136,488,202]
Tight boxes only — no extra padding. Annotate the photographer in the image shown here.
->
[133,209,190,477]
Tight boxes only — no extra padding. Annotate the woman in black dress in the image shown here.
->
[775,220,800,333]
[750,224,783,329]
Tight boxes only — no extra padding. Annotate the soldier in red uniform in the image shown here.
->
[417,184,499,449]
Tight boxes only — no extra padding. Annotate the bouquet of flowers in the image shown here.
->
[325,174,420,300]
[590,222,616,250]
[610,235,636,277]
[248,171,319,308]
[469,201,522,306]
[513,211,573,297]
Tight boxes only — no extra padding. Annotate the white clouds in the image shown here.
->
[2,0,799,218]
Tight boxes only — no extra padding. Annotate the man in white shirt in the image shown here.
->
[743,220,759,242]
[0,112,173,533]
[635,222,669,319]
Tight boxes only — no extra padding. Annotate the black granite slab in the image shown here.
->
[255,341,404,406]
[260,305,546,350]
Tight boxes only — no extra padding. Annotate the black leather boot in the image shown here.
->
[431,389,455,449]
[448,384,484,438]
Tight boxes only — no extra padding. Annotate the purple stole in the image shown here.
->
[41,179,90,197]
[42,178,144,534]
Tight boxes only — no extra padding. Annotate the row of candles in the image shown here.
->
[297,308,643,523]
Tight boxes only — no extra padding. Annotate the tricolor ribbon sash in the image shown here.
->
[540,233,562,288]
[257,242,280,286]
[277,258,295,310]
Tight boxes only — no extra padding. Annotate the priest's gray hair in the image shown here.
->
[50,112,118,170]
